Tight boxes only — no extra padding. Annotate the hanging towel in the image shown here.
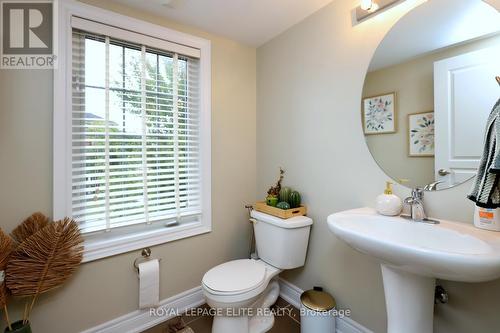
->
[468,98,500,208]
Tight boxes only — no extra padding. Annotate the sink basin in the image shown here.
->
[327,207,500,333]
[328,207,500,282]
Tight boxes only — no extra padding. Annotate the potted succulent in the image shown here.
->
[1,213,83,332]
[266,168,285,207]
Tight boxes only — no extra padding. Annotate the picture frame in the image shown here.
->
[408,111,435,157]
[362,92,397,135]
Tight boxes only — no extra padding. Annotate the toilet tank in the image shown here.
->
[250,210,313,269]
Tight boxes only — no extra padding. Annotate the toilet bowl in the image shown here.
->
[202,259,281,333]
[202,211,313,333]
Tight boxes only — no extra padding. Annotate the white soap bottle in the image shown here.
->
[376,181,402,216]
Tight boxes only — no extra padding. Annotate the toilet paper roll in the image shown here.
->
[138,259,160,309]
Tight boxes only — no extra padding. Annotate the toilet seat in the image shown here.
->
[202,210,311,333]
[202,259,266,295]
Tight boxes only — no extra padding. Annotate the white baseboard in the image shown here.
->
[278,278,373,333]
[82,279,372,333]
[81,287,205,333]
[277,277,303,308]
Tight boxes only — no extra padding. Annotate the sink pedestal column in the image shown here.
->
[381,264,436,333]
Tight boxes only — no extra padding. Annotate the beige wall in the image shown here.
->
[2,0,500,332]
[257,1,500,332]
[0,1,256,332]
[363,34,500,189]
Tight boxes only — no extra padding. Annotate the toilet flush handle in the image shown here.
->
[249,218,258,224]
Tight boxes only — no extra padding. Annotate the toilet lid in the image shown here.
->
[202,259,266,294]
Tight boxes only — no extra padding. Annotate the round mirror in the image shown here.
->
[362,0,500,191]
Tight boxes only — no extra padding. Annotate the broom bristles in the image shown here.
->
[0,229,13,309]
[6,218,83,298]
[10,212,50,245]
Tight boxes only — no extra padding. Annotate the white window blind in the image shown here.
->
[71,26,202,234]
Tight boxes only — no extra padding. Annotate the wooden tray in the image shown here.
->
[255,201,307,219]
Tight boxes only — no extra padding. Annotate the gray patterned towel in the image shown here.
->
[468,98,500,208]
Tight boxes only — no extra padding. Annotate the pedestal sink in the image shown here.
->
[327,207,500,333]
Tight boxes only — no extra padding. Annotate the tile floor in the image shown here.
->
[143,297,300,333]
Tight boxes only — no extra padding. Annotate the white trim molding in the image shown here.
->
[278,278,374,333]
[82,223,211,262]
[82,279,373,333]
[53,0,212,262]
[81,287,205,333]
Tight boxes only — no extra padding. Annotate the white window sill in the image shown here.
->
[82,221,211,262]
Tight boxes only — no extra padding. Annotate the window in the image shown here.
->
[72,29,201,233]
[55,5,211,262]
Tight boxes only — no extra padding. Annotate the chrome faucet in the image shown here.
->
[403,188,440,224]
[424,181,442,191]
[403,188,426,221]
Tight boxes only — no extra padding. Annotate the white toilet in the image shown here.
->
[202,210,313,333]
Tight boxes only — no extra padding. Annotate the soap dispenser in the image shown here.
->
[376,182,402,216]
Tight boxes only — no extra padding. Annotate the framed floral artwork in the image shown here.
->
[408,111,435,157]
[362,93,396,135]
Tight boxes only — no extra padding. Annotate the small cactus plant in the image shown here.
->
[267,167,285,197]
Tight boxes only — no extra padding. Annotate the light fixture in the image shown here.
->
[360,0,374,11]
[356,0,403,22]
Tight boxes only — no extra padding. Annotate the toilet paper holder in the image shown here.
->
[133,247,161,274]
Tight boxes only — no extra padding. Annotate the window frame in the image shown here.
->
[54,0,212,263]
